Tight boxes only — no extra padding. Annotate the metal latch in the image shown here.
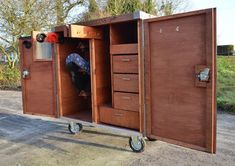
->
[22,69,30,79]
[197,68,210,82]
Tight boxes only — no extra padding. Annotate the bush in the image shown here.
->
[217,45,234,56]
[217,56,235,112]
[0,64,21,90]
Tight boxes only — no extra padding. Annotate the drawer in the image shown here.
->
[113,55,138,74]
[99,106,139,130]
[114,92,139,111]
[110,44,138,54]
[113,74,139,93]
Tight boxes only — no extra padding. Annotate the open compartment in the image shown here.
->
[56,25,112,123]
[110,21,138,55]
[110,21,138,44]
[57,38,92,122]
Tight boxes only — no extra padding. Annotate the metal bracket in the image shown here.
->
[197,68,210,82]
[22,69,30,79]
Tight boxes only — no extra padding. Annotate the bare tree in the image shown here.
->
[53,0,84,25]
[0,0,53,68]
[156,0,190,16]
[0,0,84,68]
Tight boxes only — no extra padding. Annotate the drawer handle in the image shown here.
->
[114,113,124,117]
[122,77,131,81]
[122,96,131,100]
[121,58,131,62]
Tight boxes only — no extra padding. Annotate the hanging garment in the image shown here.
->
[66,53,90,75]
[66,53,90,94]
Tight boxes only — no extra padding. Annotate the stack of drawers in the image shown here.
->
[112,55,139,111]
[99,43,139,130]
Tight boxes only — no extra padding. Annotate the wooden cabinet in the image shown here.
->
[20,9,216,153]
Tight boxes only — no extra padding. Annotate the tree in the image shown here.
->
[53,0,84,25]
[156,0,189,16]
[105,0,124,16]
[106,0,157,16]
[0,0,53,68]
[81,0,106,21]
[142,0,157,15]
[0,0,84,68]
[121,0,142,14]
[81,0,189,22]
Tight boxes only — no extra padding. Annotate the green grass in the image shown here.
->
[217,56,235,112]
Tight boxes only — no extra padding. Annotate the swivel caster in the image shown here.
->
[129,136,146,153]
[68,122,83,134]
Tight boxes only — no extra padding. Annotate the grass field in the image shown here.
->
[217,56,235,112]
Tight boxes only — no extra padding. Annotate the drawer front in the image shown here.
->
[113,74,139,93]
[113,55,138,74]
[110,44,138,54]
[99,106,139,129]
[114,92,139,111]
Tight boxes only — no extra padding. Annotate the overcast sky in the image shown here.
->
[190,0,234,45]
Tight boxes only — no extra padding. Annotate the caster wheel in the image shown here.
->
[68,122,83,134]
[129,137,146,153]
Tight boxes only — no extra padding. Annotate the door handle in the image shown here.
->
[22,69,30,79]
[122,96,131,100]
[122,77,131,81]
[114,113,124,117]
[121,58,131,62]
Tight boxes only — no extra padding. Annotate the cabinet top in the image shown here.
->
[77,11,156,27]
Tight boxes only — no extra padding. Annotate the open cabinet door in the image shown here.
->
[145,9,216,153]
[19,31,56,117]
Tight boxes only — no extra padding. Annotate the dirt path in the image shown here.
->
[0,91,234,166]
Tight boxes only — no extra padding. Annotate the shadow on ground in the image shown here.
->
[0,111,131,156]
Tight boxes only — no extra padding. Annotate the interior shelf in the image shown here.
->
[110,21,138,45]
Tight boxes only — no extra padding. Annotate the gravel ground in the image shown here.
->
[0,90,234,166]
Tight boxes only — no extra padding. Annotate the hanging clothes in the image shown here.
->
[66,53,90,95]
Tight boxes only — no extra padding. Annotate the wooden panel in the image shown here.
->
[110,44,138,54]
[113,74,139,93]
[79,11,154,26]
[19,37,56,117]
[69,25,103,39]
[113,92,139,112]
[53,25,69,37]
[91,29,112,123]
[113,55,138,74]
[145,9,216,153]
[80,13,135,26]
[99,106,139,129]
[138,20,145,133]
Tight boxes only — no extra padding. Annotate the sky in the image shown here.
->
[190,0,235,45]
[71,0,233,46]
